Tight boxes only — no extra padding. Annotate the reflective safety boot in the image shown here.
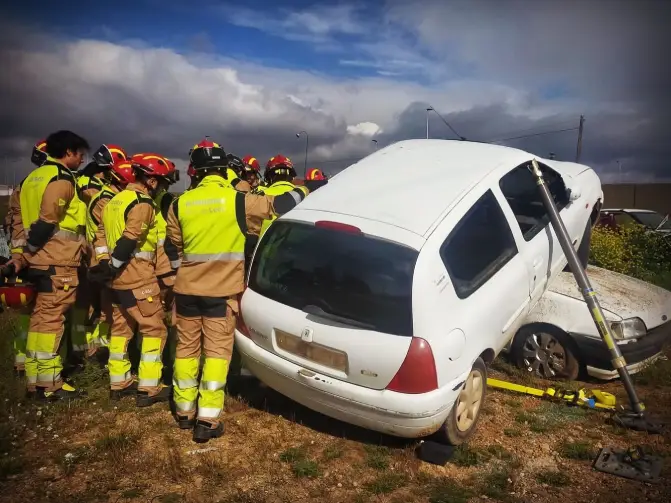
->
[110,382,138,401]
[174,414,196,430]
[136,385,172,408]
[36,383,87,402]
[193,420,224,443]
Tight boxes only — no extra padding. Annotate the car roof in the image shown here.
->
[296,139,540,236]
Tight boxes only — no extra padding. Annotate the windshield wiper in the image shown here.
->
[302,304,376,330]
[655,214,669,231]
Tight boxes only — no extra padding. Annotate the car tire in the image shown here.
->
[511,323,581,381]
[435,357,487,446]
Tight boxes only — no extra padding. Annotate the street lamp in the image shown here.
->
[426,107,433,139]
[296,131,309,178]
[371,139,378,150]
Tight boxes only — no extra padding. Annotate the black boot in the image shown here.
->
[136,385,172,408]
[36,383,86,402]
[110,382,138,401]
[14,368,25,379]
[175,414,196,430]
[193,420,224,443]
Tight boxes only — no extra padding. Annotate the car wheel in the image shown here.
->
[435,357,487,446]
[511,324,580,380]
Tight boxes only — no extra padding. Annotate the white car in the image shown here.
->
[235,139,602,444]
[510,266,671,380]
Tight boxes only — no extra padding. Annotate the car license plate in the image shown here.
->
[275,329,349,373]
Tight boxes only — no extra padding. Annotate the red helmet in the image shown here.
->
[189,138,227,171]
[31,139,48,167]
[306,168,326,181]
[264,154,296,182]
[92,144,128,167]
[131,153,179,184]
[0,285,36,309]
[242,155,261,173]
[187,163,196,177]
[108,160,136,187]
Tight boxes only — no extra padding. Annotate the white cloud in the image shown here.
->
[347,122,382,137]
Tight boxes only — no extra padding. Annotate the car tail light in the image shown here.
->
[385,337,438,394]
[315,220,362,234]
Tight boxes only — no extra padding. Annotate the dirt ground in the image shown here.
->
[0,310,670,503]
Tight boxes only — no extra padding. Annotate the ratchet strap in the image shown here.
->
[487,377,617,411]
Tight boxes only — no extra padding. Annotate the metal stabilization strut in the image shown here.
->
[528,158,663,482]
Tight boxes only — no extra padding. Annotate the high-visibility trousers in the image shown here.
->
[173,294,237,425]
[69,265,90,356]
[87,285,112,353]
[108,282,167,394]
[25,266,78,391]
[13,311,31,371]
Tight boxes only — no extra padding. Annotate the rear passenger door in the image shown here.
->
[497,164,570,308]
[438,189,532,355]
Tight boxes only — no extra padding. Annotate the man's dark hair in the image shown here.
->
[45,130,90,158]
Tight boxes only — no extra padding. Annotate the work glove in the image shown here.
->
[88,259,115,284]
[0,262,17,286]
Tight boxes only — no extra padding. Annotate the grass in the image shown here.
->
[322,441,345,461]
[634,357,671,387]
[536,470,571,487]
[425,477,473,503]
[364,473,408,495]
[291,459,321,478]
[479,466,513,500]
[514,402,589,433]
[558,440,596,461]
[364,444,391,470]
[279,445,307,462]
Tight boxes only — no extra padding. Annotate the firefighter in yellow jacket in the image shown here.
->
[165,140,308,442]
[90,154,177,405]
[256,155,308,236]
[3,140,48,382]
[3,130,89,401]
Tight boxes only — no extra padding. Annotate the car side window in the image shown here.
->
[440,189,519,299]
[499,163,570,241]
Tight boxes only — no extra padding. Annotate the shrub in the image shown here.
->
[589,225,671,288]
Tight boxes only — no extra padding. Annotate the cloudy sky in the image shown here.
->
[1,0,670,192]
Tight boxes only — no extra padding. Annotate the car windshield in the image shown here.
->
[630,211,671,230]
[248,221,418,336]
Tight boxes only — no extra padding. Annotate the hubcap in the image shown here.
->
[456,370,484,432]
[522,332,567,378]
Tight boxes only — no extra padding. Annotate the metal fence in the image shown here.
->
[602,184,671,214]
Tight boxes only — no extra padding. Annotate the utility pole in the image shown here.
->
[575,115,585,163]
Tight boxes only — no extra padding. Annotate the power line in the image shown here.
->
[483,119,577,143]
[487,127,579,144]
[429,107,466,140]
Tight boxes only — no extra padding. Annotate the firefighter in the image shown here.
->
[86,159,135,357]
[3,130,90,401]
[3,140,48,381]
[256,155,308,236]
[188,139,251,193]
[304,168,329,192]
[73,144,129,364]
[166,141,309,442]
[241,156,262,190]
[90,154,177,405]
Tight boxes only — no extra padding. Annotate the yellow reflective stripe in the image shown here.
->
[134,251,155,260]
[110,372,132,383]
[183,252,244,262]
[175,401,196,412]
[139,336,163,388]
[175,378,199,388]
[197,407,222,419]
[11,239,27,247]
[170,259,182,269]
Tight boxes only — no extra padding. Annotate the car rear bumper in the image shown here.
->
[573,321,671,380]
[234,331,464,438]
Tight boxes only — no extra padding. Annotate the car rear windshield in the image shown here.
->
[248,221,418,336]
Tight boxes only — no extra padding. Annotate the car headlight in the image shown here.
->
[610,317,647,340]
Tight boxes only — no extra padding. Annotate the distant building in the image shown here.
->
[602,184,671,214]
